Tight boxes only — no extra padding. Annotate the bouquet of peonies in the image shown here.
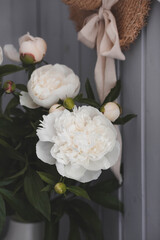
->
[0,33,135,239]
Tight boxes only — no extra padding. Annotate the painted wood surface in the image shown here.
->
[0,0,160,239]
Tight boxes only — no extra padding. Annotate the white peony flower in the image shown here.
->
[20,64,80,109]
[103,102,121,122]
[36,106,120,183]
[4,32,47,63]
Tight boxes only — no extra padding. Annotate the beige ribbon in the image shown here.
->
[78,0,125,183]
[78,0,125,103]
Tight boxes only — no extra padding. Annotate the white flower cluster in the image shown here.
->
[2,33,121,182]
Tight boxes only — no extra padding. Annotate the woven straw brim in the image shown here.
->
[66,0,151,49]
[62,0,101,11]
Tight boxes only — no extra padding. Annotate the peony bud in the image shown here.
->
[20,53,35,65]
[63,98,75,110]
[49,104,65,114]
[54,182,67,195]
[19,34,47,64]
[3,81,16,94]
[4,33,47,64]
[102,102,121,122]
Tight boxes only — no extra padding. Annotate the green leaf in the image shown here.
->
[68,199,104,240]
[67,186,90,200]
[41,185,52,192]
[0,65,24,77]
[68,216,81,240]
[37,171,56,185]
[16,84,27,92]
[88,190,123,213]
[85,79,95,100]
[24,169,51,221]
[44,221,59,240]
[0,118,14,138]
[89,178,120,193]
[0,188,42,222]
[0,138,25,162]
[114,114,137,125]
[0,179,15,187]
[0,194,6,234]
[4,96,19,116]
[77,98,100,108]
[74,93,83,102]
[7,161,28,180]
[102,80,121,104]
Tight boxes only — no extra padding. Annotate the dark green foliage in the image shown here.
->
[67,199,104,240]
[114,114,137,125]
[102,80,121,104]
[24,169,51,221]
[85,78,95,100]
[67,186,90,200]
[0,65,24,77]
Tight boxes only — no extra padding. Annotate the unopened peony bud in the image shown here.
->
[63,98,75,110]
[102,102,121,122]
[54,182,67,195]
[19,33,47,64]
[20,53,35,65]
[3,81,16,94]
[49,104,65,114]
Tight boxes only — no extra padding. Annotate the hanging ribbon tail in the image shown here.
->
[95,54,117,103]
[111,126,123,184]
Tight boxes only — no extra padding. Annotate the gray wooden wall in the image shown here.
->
[0,0,160,239]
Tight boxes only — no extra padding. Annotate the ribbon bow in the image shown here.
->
[78,0,125,183]
[78,0,125,103]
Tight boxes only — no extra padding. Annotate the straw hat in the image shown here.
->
[62,0,151,49]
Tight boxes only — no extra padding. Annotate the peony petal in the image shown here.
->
[111,126,122,184]
[106,141,121,168]
[19,32,34,45]
[81,157,107,171]
[37,112,62,142]
[0,47,3,65]
[35,37,47,56]
[79,170,102,183]
[20,91,40,109]
[36,141,55,165]
[82,140,120,171]
[56,162,86,181]
[3,44,20,62]
[54,73,80,100]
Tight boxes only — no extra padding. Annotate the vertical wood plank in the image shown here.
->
[39,0,63,63]
[146,3,160,240]
[121,35,144,240]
